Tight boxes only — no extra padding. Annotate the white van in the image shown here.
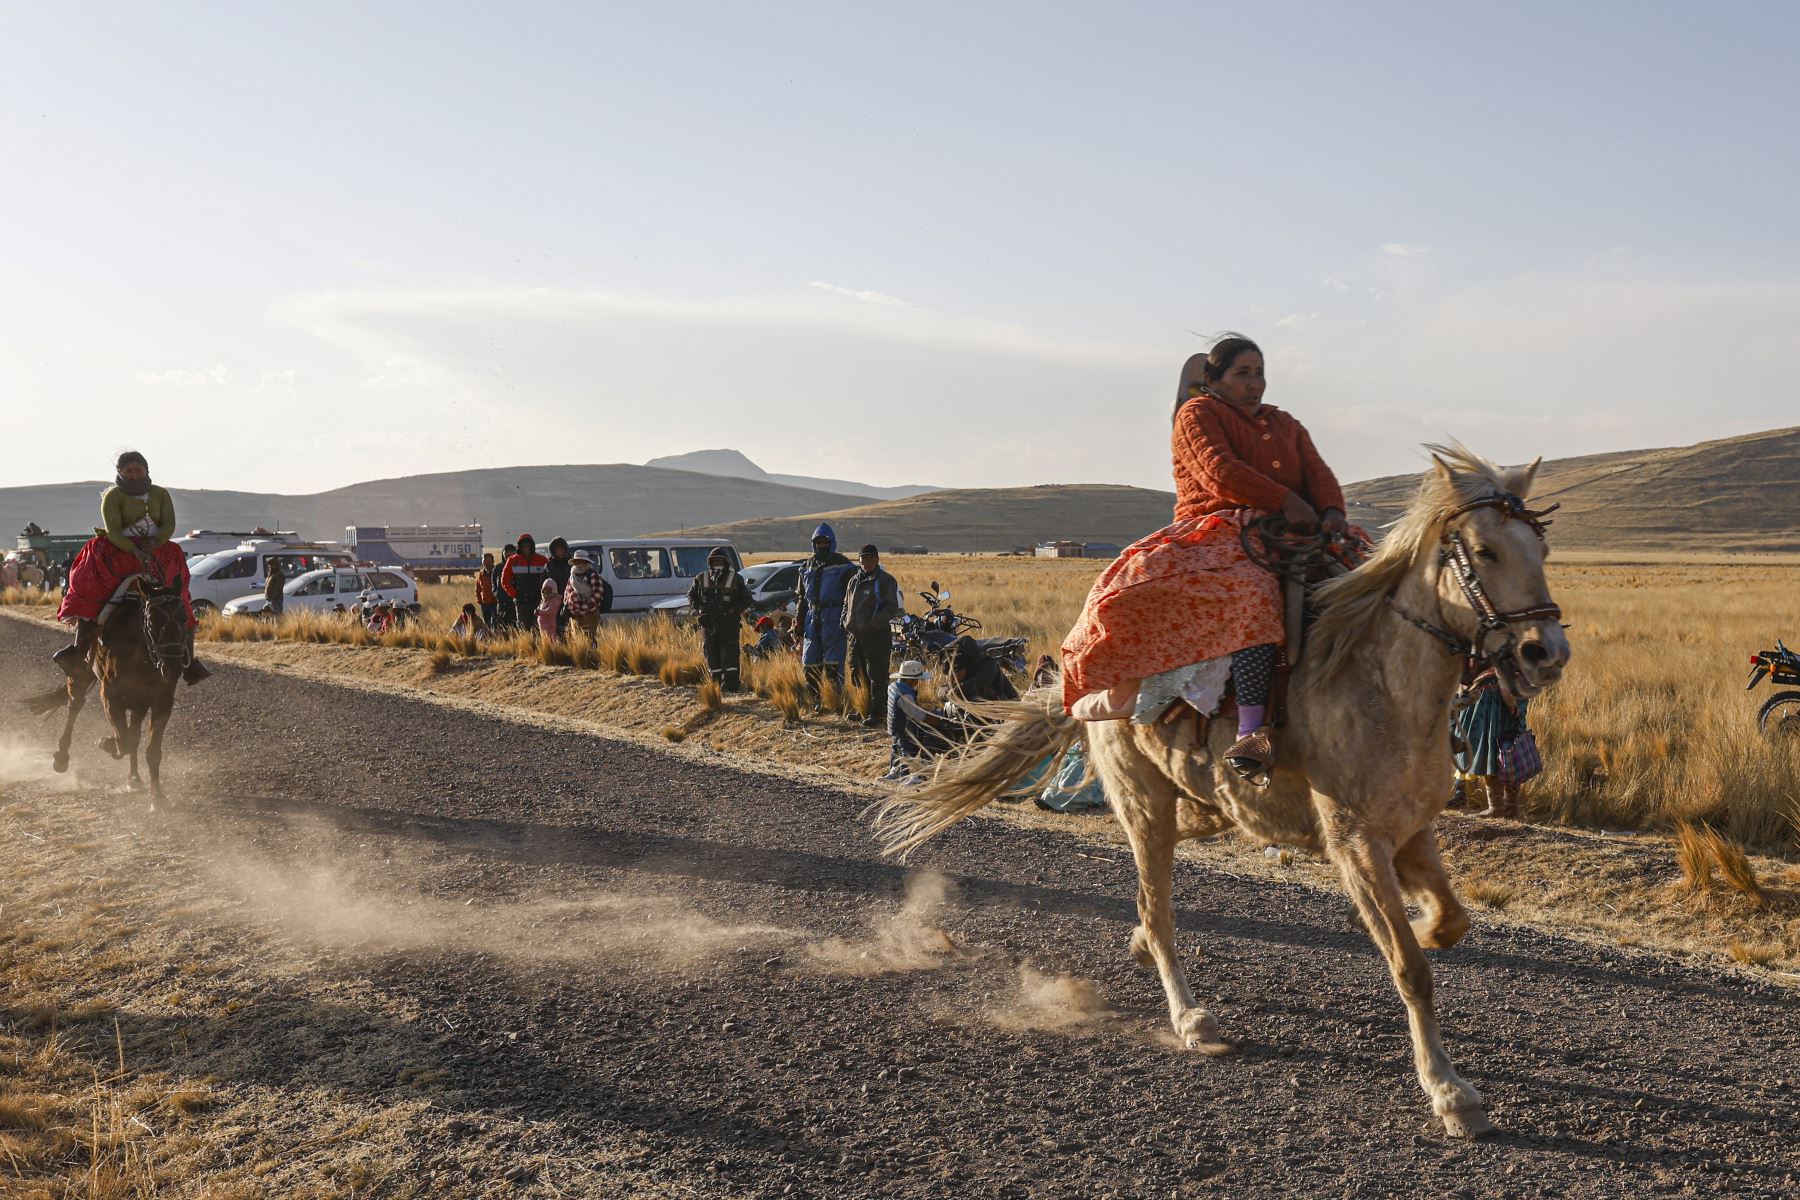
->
[561,538,742,613]
[186,542,355,614]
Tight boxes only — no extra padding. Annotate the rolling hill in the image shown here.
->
[0,466,870,546]
[1342,426,1800,552]
[666,426,1800,554]
[656,484,1177,554]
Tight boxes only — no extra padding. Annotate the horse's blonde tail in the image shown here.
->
[872,694,1081,859]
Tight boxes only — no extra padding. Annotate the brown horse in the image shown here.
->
[25,576,190,799]
[877,445,1571,1138]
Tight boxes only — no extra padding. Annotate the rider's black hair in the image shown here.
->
[1172,334,1263,423]
[116,449,149,471]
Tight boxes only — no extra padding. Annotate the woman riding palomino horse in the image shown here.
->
[878,339,1571,1138]
[1060,335,1348,778]
[53,450,209,686]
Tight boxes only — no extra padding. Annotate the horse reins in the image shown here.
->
[137,586,191,675]
[1387,492,1564,668]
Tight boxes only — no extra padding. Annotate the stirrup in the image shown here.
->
[52,643,94,681]
[1224,730,1275,786]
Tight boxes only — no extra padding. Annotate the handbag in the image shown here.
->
[1496,727,1543,786]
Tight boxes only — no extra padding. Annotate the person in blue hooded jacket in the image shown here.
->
[794,523,855,710]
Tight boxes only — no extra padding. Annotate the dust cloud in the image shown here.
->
[802,870,964,976]
[982,964,1115,1035]
[199,816,800,970]
[0,733,86,793]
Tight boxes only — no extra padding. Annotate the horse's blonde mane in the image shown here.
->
[1307,442,1534,685]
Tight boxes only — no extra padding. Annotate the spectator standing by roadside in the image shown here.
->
[545,537,573,634]
[795,523,855,711]
[493,544,517,630]
[536,578,562,641]
[563,549,609,636]
[263,557,287,618]
[842,544,902,726]
[502,535,549,632]
[475,552,498,628]
[1450,665,1539,818]
[688,547,753,692]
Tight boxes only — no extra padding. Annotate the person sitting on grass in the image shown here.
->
[451,602,489,640]
[750,615,781,658]
[883,659,961,785]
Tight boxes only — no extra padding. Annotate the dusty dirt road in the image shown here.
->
[2,617,1796,1198]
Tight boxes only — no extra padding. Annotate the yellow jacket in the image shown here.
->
[98,484,176,553]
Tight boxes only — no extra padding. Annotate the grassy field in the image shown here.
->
[14,552,1800,850]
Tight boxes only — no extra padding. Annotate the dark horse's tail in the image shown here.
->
[21,686,69,716]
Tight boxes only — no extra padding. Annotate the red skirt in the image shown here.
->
[57,537,195,628]
[1060,510,1282,712]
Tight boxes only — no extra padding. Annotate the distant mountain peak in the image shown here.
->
[645,448,770,479]
[642,449,942,503]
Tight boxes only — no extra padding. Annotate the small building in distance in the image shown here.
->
[1036,540,1122,559]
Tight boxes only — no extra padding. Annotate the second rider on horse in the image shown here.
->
[52,450,210,685]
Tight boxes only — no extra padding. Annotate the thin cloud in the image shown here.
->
[1380,242,1432,258]
[1276,312,1320,328]
[806,280,923,310]
[1320,275,1349,293]
[134,363,232,387]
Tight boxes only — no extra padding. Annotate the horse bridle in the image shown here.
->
[137,586,191,675]
[1389,492,1564,672]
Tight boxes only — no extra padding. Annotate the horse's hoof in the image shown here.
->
[1441,1108,1495,1139]
[52,753,69,773]
[99,737,120,758]
[1128,926,1156,968]
[1178,1010,1232,1056]
[126,778,147,794]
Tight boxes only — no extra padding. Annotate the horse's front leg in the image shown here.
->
[124,705,147,790]
[1322,818,1490,1138]
[1395,826,1470,950]
[144,696,173,801]
[53,676,91,774]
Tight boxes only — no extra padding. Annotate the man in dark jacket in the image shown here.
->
[841,544,902,726]
[493,544,517,629]
[502,534,550,627]
[794,522,855,711]
[688,547,753,691]
[263,557,287,618]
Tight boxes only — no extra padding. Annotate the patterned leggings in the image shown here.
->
[1231,642,1277,707]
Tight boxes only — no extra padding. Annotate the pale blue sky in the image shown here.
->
[4,1,1797,494]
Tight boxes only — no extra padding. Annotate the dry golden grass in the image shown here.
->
[14,554,1800,852]
[124,554,1800,851]
[0,585,60,607]
[1675,822,1768,908]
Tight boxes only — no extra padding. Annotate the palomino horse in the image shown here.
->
[25,576,191,799]
[877,445,1570,1138]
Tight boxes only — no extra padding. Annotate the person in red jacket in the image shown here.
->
[1061,335,1351,779]
[474,552,498,627]
[501,534,550,629]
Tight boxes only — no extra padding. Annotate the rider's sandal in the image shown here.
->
[1224,729,1275,785]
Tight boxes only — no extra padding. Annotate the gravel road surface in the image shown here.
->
[3,617,1795,1198]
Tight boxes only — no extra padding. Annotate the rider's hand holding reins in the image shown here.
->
[1281,490,1320,532]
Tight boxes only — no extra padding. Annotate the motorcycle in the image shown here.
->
[891,581,1029,675]
[1746,640,1800,737]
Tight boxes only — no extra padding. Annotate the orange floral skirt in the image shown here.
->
[1060,510,1282,712]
